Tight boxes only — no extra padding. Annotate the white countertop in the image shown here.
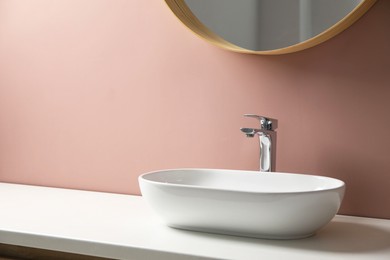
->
[0,182,390,260]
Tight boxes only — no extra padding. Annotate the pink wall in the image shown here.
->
[0,0,389,218]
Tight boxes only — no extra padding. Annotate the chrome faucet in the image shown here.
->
[241,114,277,172]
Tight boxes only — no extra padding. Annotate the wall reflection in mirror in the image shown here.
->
[184,0,363,51]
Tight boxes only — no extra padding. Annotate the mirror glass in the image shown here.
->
[182,0,365,52]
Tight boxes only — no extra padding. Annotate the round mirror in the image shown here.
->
[165,0,377,54]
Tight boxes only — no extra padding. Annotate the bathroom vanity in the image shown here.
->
[0,182,389,260]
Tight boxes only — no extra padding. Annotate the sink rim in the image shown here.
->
[139,168,345,195]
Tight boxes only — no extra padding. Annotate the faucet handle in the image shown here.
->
[244,114,277,131]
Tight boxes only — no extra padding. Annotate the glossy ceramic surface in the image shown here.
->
[139,169,345,239]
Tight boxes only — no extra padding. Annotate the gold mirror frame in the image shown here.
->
[165,0,377,55]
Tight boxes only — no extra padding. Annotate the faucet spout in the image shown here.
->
[240,127,257,138]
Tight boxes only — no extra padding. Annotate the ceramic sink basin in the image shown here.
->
[139,169,345,239]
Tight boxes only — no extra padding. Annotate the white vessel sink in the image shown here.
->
[139,169,345,239]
